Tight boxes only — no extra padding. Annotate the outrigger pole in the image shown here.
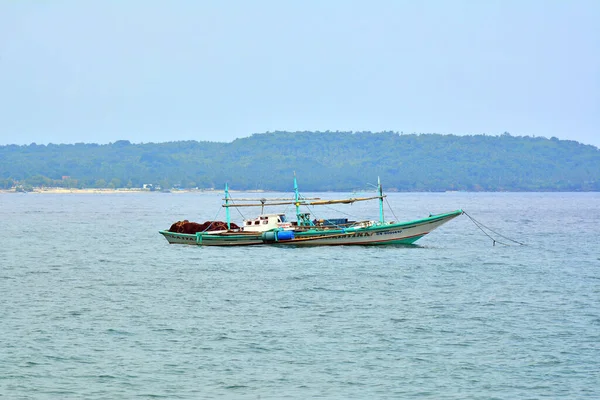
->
[222,176,385,228]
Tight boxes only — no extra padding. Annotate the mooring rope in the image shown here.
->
[463,211,526,246]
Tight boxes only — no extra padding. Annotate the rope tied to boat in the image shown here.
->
[384,196,399,222]
[464,211,526,246]
[225,195,248,220]
[201,205,225,232]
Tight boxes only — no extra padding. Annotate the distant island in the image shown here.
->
[1,131,599,192]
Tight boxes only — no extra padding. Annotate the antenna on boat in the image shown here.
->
[378,177,384,224]
[225,182,231,230]
[259,198,266,214]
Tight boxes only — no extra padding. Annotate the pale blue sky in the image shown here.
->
[0,1,598,147]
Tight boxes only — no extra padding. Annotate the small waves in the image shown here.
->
[1,192,599,399]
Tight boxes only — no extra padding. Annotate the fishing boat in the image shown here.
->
[159,177,463,246]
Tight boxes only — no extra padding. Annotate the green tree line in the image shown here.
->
[1,132,598,191]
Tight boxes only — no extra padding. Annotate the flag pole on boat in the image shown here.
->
[378,176,384,224]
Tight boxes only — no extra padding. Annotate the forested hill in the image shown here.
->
[1,132,599,191]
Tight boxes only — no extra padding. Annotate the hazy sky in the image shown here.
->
[0,1,598,147]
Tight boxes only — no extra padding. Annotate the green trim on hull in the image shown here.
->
[371,235,425,245]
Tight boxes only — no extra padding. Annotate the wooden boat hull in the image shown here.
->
[159,210,463,247]
[290,210,462,246]
[159,230,265,246]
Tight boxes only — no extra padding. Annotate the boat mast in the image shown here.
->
[378,176,384,224]
[225,182,231,230]
[294,174,301,223]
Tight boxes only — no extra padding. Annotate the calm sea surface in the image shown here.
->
[1,192,599,399]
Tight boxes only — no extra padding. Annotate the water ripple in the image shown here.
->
[1,192,599,399]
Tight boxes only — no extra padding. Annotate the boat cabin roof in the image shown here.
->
[244,213,286,223]
[243,213,290,230]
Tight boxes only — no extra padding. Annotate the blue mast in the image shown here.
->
[225,182,231,230]
[293,174,314,226]
[294,174,300,223]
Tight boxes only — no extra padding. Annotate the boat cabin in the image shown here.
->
[242,213,293,232]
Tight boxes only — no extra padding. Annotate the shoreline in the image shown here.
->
[0,188,206,194]
[1,188,597,194]
[0,188,264,194]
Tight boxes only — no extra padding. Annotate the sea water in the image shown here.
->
[0,192,598,399]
